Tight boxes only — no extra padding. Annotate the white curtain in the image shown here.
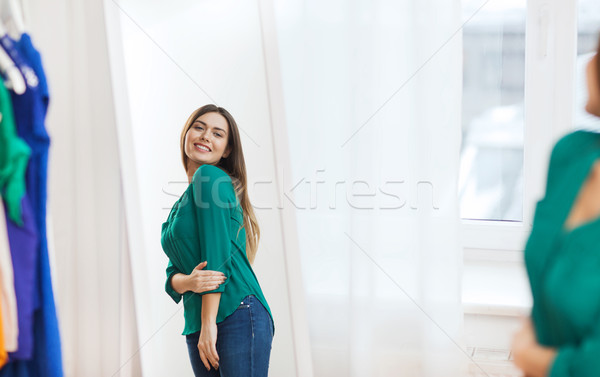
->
[28,0,466,375]
[273,1,466,375]
[25,0,139,375]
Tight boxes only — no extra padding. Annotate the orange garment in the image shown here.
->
[0,298,8,368]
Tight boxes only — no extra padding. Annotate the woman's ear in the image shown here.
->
[223,145,232,158]
[586,55,600,117]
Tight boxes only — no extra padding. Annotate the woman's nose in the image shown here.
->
[200,131,210,142]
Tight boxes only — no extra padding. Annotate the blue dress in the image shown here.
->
[3,197,38,361]
[0,76,37,363]
[0,33,63,377]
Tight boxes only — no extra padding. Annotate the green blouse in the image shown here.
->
[0,79,30,226]
[161,164,273,335]
[525,130,600,377]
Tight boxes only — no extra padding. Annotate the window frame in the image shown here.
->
[462,0,579,261]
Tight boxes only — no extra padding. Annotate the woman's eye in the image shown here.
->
[194,126,203,130]
[215,133,223,138]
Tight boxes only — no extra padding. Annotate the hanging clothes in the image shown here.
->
[0,200,16,370]
[0,76,36,361]
[15,34,48,116]
[0,33,63,377]
[2,194,38,362]
[13,33,62,377]
[0,298,7,369]
[0,77,25,354]
[0,47,30,226]
[0,199,18,353]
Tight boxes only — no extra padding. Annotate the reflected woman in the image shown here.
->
[512,36,600,376]
[161,105,274,377]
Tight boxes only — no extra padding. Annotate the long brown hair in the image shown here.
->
[597,35,600,89]
[180,104,260,264]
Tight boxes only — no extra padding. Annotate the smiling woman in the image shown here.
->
[183,112,231,167]
[162,104,274,377]
[178,105,260,264]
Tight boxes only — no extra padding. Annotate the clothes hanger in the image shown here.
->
[0,19,25,94]
[0,0,25,39]
[0,49,26,94]
[6,0,25,38]
[0,16,7,37]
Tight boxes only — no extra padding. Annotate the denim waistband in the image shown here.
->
[239,295,255,306]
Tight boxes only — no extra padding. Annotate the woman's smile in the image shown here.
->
[194,143,212,153]
[184,111,231,172]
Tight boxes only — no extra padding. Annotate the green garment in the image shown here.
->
[0,79,30,226]
[525,130,600,377]
[161,164,273,335]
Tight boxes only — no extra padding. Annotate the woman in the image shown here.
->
[161,105,274,377]
[512,37,600,376]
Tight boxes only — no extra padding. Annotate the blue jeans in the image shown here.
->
[186,295,274,377]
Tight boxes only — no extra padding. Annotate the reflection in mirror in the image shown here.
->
[107,1,306,376]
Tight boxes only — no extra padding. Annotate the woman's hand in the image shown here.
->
[198,321,219,371]
[171,261,226,295]
[186,261,226,293]
[513,318,537,359]
[512,318,556,377]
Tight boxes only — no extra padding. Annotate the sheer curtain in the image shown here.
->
[273,1,466,375]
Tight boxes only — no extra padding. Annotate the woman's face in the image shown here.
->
[585,54,600,117]
[184,112,231,170]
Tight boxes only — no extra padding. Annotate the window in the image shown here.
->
[574,0,600,131]
[459,0,527,222]
[461,1,596,254]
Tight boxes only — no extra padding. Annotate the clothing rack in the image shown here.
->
[0,2,63,376]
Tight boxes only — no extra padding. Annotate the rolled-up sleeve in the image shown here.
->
[165,260,183,304]
[192,165,236,295]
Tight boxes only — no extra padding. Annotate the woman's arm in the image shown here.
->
[191,165,235,288]
[170,261,226,295]
[198,293,222,371]
[519,346,556,377]
[169,273,189,295]
[510,317,600,377]
[513,319,556,377]
[191,166,236,371]
[166,166,235,304]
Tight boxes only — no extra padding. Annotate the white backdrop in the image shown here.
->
[273,1,467,375]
